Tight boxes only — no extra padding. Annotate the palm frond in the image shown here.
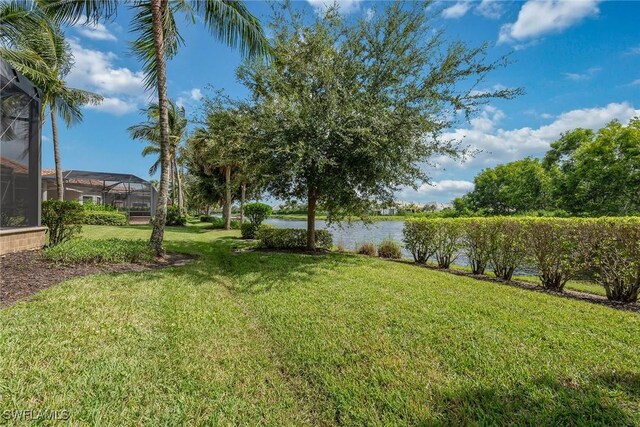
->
[36,0,118,25]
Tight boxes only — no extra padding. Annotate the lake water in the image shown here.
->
[265,218,411,256]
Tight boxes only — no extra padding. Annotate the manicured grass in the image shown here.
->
[1,224,638,425]
[44,238,155,264]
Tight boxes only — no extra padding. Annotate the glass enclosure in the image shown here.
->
[0,58,41,228]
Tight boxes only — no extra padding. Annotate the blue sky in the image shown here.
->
[48,0,640,204]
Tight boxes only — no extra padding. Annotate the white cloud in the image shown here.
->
[628,79,640,87]
[73,19,117,41]
[306,0,362,15]
[446,102,640,170]
[190,88,203,101]
[475,0,503,19]
[442,1,472,19]
[563,66,601,81]
[469,106,505,133]
[416,180,475,195]
[65,40,147,115]
[498,0,601,44]
[624,46,640,56]
[86,97,137,115]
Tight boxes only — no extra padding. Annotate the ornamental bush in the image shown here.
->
[42,200,84,246]
[240,222,258,239]
[377,239,402,259]
[521,218,584,291]
[460,218,493,275]
[82,210,128,226]
[44,238,154,264]
[586,218,640,303]
[433,219,463,268]
[486,218,527,281]
[256,227,332,250]
[244,202,273,226]
[166,205,187,226]
[402,219,439,263]
[356,242,376,256]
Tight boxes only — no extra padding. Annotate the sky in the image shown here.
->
[45,0,640,205]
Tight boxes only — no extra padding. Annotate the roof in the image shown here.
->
[41,170,150,184]
[1,156,28,174]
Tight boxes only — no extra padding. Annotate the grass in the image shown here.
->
[44,238,155,264]
[1,223,638,425]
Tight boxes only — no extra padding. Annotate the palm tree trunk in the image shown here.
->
[149,0,171,256]
[240,183,246,223]
[174,158,184,214]
[50,106,64,201]
[224,165,232,230]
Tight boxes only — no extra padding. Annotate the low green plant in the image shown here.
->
[402,219,439,263]
[486,218,527,281]
[166,206,187,226]
[243,202,273,226]
[433,219,463,268]
[210,217,240,229]
[44,238,155,264]
[240,222,258,239]
[356,242,376,256]
[82,210,128,226]
[42,200,84,246]
[256,227,332,250]
[460,218,492,275]
[377,239,402,259]
[82,201,116,212]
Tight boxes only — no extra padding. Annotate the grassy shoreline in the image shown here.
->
[1,223,638,425]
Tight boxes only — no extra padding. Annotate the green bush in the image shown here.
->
[486,218,527,281]
[82,210,128,226]
[460,218,493,275]
[433,219,463,268]
[377,239,402,259]
[521,218,584,291]
[209,217,240,229]
[42,200,84,246]
[587,218,640,303]
[402,219,439,263]
[356,242,376,256]
[44,238,155,264]
[82,201,116,212]
[244,202,273,226]
[256,227,333,250]
[200,215,213,222]
[166,206,187,226]
[241,222,258,239]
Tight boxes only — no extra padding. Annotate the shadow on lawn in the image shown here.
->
[436,374,637,425]
[166,236,361,295]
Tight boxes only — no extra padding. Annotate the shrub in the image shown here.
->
[256,227,333,250]
[402,219,439,263]
[44,238,154,264]
[433,219,463,268]
[521,218,584,291]
[486,218,527,281]
[166,205,187,226]
[82,201,116,212]
[42,200,84,246]
[200,215,213,222]
[461,218,492,275]
[586,218,640,303]
[210,217,241,229]
[244,202,273,226]
[378,239,402,259]
[82,210,128,226]
[356,242,376,256]
[240,222,258,239]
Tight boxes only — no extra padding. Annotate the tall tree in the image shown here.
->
[0,2,102,200]
[39,0,270,255]
[128,100,187,212]
[239,2,521,249]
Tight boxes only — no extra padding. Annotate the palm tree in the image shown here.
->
[128,100,187,213]
[37,0,270,255]
[0,3,102,200]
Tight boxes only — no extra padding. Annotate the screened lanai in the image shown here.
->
[42,170,157,219]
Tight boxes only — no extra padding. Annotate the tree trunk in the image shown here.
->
[50,106,64,201]
[149,0,171,257]
[173,158,184,213]
[240,183,246,223]
[224,165,232,230]
[306,187,317,251]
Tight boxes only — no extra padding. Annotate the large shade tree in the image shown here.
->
[239,1,521,249]
[0,2,102,200]
[128,100,187,213]
[38,0,270,255]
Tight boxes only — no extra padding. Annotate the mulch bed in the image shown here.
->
[0,250,196,308]
[396,260,640,313]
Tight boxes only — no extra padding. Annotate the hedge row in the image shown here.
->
[256,226,333,250]
[403,217,640,303]
[82,210,128,226]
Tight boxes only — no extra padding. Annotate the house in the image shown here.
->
[42,170,158,224]
[0,57,45,255]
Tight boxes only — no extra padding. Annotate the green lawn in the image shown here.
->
[1,224,638,425]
